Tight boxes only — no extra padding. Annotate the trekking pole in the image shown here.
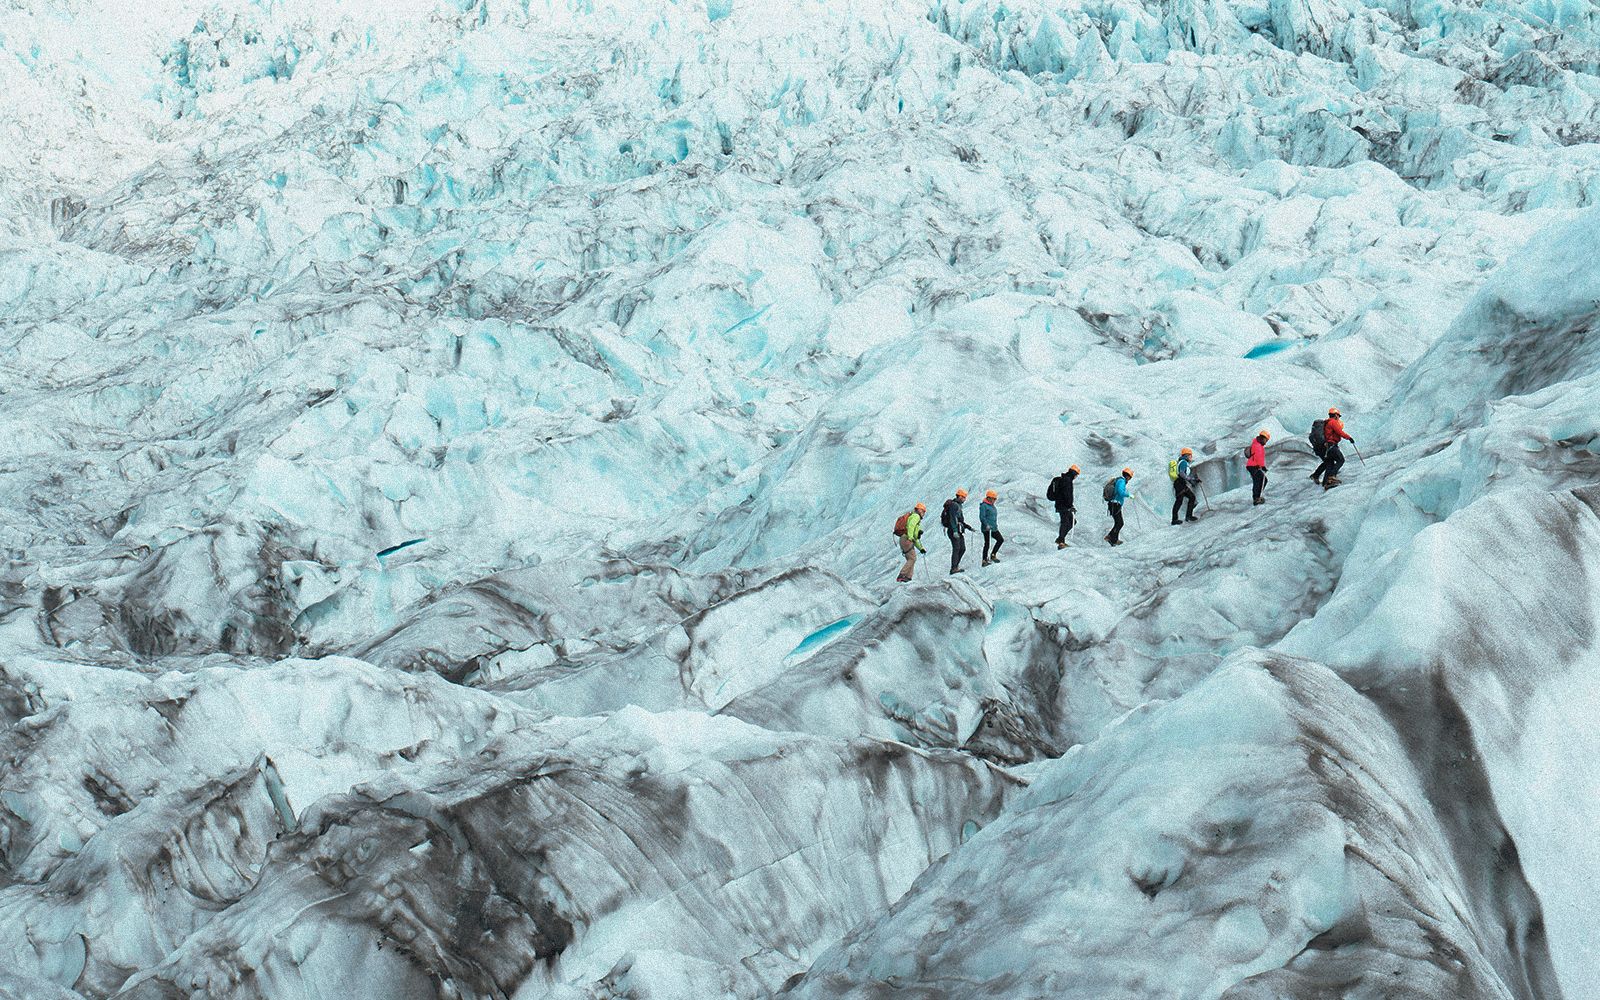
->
[1198,482,1212,514]
[1134,493,1158,530]
[1353,443,1367,466]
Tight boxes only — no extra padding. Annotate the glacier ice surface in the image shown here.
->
[2,0,1599,996]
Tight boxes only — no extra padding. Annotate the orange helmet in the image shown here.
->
[1069,464,1080,474]
[1258,429,1271,439]
[1180,447,1193,457]
[1122,467,1134,478]
[955,488,968,499]
[914,502,926,514]
[984,489,997,500]
[1328,407,1341,417]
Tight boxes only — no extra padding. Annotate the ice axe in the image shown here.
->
[1198,481,1213,514]
[1353,442,1368,466]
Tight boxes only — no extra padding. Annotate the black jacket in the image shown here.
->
[1046,472,1077,510]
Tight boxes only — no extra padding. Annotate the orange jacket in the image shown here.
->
[1325,417,1353,444]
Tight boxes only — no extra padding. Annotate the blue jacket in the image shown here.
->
[1113,477,1130,504]
[1177,457,1197,485]
[979,500,997,531]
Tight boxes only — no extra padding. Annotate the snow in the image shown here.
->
[2,0,1599,996]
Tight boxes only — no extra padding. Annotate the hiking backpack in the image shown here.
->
[1103,478,1119,502]
[893,512,910,537]
[1168,459,1180,481]
[1309,419,1328,456]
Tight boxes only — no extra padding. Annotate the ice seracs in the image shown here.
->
[2,0,1598,996]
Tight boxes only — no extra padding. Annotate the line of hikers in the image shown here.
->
[893,408,1357,581]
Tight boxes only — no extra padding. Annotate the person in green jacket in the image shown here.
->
[895,503,927,582]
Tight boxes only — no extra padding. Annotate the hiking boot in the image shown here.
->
[1309,472,1321,482]
[1186,515,1199,522]
[989,555,1002,564]
[1056,541,1067,550]
[1170,518,1181,526]
[981,559,991,567]
[1110,538,1123,546]
[1252,497,1265,506]
[1323,476,1340,490]
[950,567,965,575]
[896,576,911,583]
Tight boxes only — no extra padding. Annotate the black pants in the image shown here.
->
[1106,502,1124,543]
[1311,444,1328,480]
[1324,444,1345,479]
[982,528,1003,561]
[949,532,966,572]
[1171,483,1196,522]
[1249,467,1267,502]
[1055,508,1074,544]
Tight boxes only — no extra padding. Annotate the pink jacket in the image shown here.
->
[1246,439,1267,469]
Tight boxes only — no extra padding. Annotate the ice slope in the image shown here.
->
[1386,206,1600,438]
[3,0,1600,997]
[786,653,1557,1000]
[0,651,1017,998]
[1281,485,1600,997]
[791,484,1600,998]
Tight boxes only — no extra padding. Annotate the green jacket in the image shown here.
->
[906,511,925,551]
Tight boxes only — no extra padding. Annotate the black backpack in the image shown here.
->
[940,502,953,531]
[1046,477,1058,503]
[1309,419,1328,456]
[1103,478,1119,502]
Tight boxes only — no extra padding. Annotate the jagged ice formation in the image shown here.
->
[2,0,1599,997]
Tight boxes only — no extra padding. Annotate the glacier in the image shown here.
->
[2,0,1599,996]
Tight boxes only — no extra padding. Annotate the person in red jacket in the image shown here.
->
[1322,408,1354,489]
[1246,430,1270,505]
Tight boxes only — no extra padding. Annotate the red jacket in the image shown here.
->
[1325,417,1352,444]
[1247,438,1266,469]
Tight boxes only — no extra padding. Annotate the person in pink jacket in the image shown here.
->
[1246,430,1270,506]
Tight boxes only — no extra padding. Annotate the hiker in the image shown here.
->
[1246,430,1270,505]
[1103,468,1133,546]
[1321,408,1354,489]
[893,502,927,583]
[980,489,1004,565]
[1170,448,1199,524]
[1047,465,1080,548]
[941,489,974,574]
[1308,415,1330,484]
